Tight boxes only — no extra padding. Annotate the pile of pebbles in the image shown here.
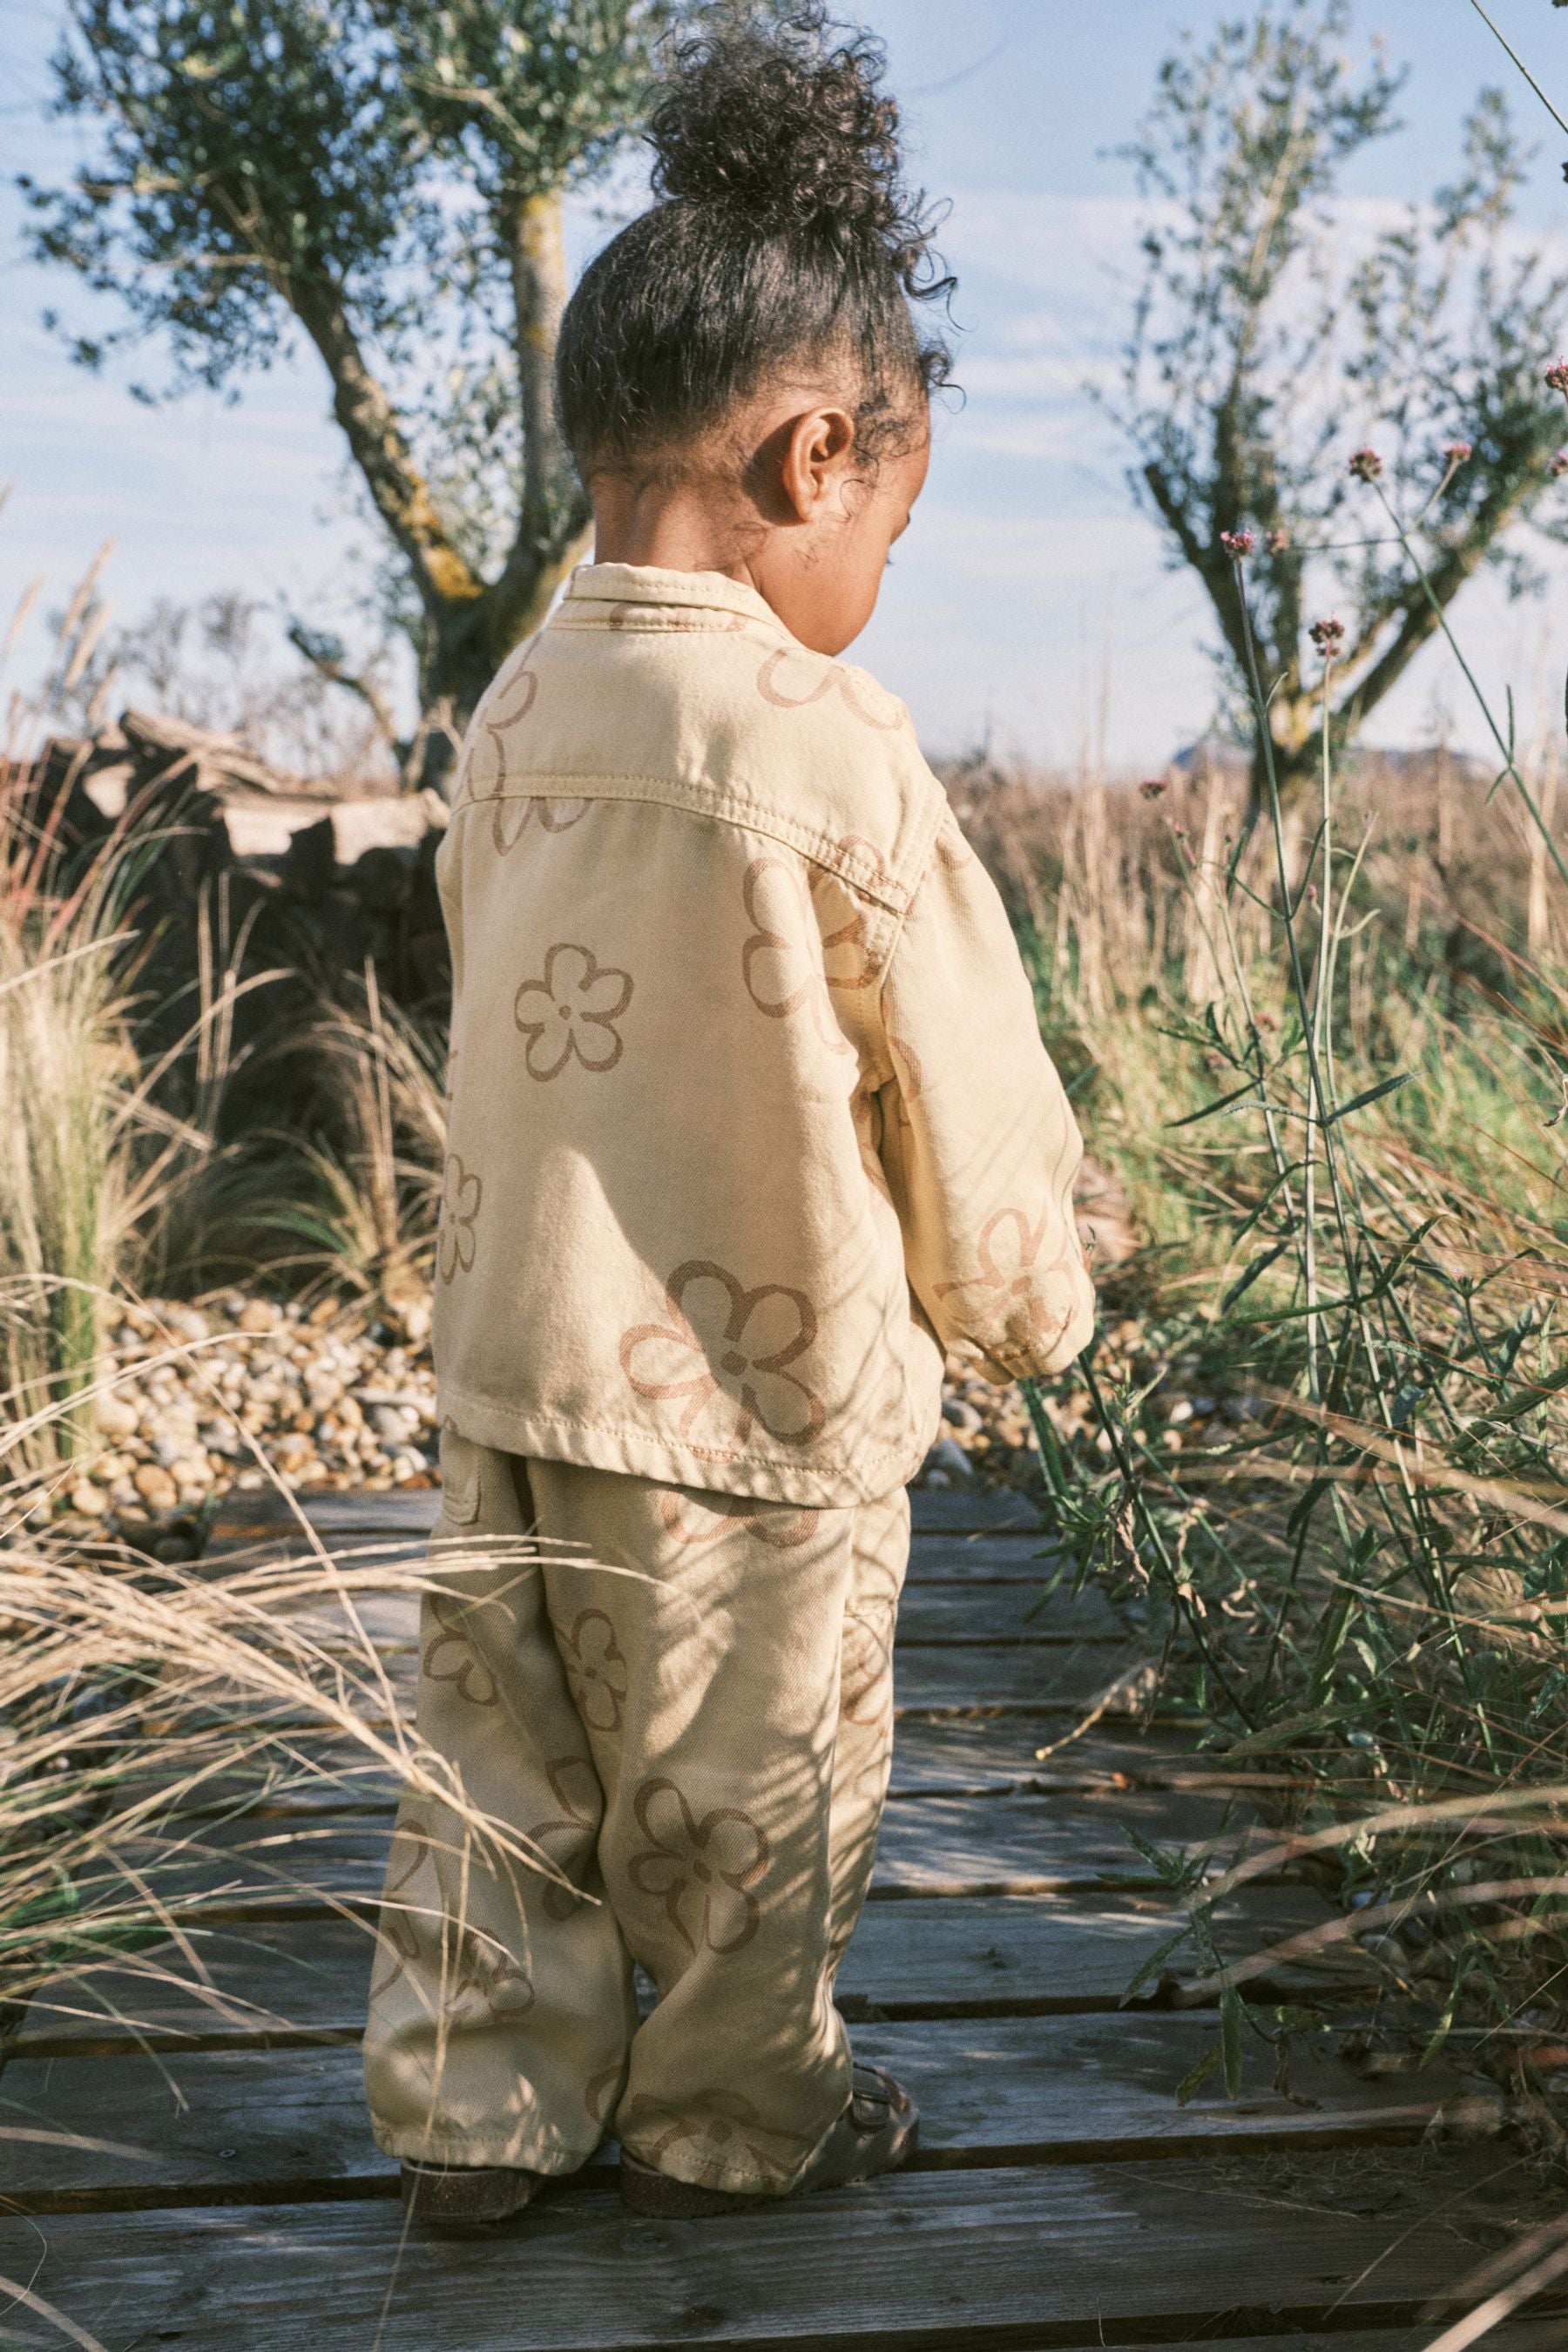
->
[917,1317,1264,1490]
[52,1291,440,1542]
[42,1288,1256,1544]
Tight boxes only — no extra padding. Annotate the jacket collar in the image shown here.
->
[559,562,782,633]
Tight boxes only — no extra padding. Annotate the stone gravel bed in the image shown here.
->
[37,1290,1256,1551]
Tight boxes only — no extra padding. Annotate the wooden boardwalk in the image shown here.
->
[1,1489,1552,2349]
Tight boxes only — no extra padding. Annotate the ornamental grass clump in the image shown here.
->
[998,445,1568,2121]
[0,1375,578,2058]
[0,626,140,1465]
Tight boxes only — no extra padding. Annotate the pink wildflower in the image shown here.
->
[1220,528,1254,558]
[1551,449,1568,479]
[1139,778,1168,800]
[1442,441,1473,465]
[1308,616,1346,657]
[1545,357,1568,396]
[1265,527,1291,553]
[1348,446,1382,483]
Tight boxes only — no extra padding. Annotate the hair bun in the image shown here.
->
[649,5,934,286]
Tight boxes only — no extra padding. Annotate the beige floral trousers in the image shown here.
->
[362,1430,909,2194]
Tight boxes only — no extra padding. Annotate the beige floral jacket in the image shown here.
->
[434,563,1094,1506]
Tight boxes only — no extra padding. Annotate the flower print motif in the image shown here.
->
[513,943,632,1080]
[935,1201,1087,1361]
[849,1073,892,1202]
[373,1810,534,2022]
[455,647,537,850]
[507,795,591,846]
[370,1812,431,2001]
[437,1152,483,1283]
[618,2090,812,2190]
[836,829,902,900]
[626,1776,769,1957]
[585,2064,625,2129]
[754,645,907,731]
[619,1260,826,1456]
[451,651,590,851]
[445,1923,535,2029]
[524,1754,603,1920]
[422,1591,499,1707]
[556,1609,627,1734]
[653,1488,821,1551]
[740,853,874,1056]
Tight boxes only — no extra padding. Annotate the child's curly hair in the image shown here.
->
[556,3,955,476]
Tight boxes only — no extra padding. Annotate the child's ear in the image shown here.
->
[778,404,857,524]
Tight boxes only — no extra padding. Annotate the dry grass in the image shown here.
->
[965,726,1568,2109]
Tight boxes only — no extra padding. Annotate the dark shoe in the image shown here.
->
[400,2158,540,2231]
[619,2065,918,2218]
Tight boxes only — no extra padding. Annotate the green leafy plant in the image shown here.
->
[21,1,697,773]
[1114,0,1568,810]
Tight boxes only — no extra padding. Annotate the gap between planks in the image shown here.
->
[0,2014,1504,2218]
[0,2149,1554,2349]
[7,1886,1375,2063]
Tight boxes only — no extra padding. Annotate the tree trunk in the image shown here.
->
[401,191,592,796]
[414,534,589,795]
[1251,733,1322,817]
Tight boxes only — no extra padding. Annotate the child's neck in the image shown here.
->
[590,474,759,585]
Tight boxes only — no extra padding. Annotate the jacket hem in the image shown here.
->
[436,1382,930,1509]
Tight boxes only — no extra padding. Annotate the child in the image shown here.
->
[363,4,1094,2227]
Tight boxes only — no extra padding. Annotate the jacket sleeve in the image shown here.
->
[875,813,1095,1383]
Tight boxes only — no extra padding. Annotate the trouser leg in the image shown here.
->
[828,1484,910,1975]
[363,1431,637,2171]
[526,1466,890,2197]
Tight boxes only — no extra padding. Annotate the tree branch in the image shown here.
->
[286,620,401,754]
[290,280,485,621]
[489,190,591,654]
[1333,492,1535,736]
[512,193,573,542]
[1142,456,1252,679]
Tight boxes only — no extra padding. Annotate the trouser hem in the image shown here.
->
[373,2124,601,2176]
[618,2095,846,2200]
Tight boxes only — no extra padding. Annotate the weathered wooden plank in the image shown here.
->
[118,1721,1283,1852]
[0,2012,1497,2213]
[847,1886,1369,2016]
[889,1719,1288,1798]
[0,2151,1541,2347]
[207,1491,436,1547]
[250,1641,1146,1733]
[112,1781,1262,1920]
[208,1485,1046,1554]
[907,1533,1062,1583]
[372,1639,1146,1714]
[874,1783,1262,1894]
[287,1579,1124,1650]
[8,1883,1357,2058]
[894,1642,1147,1713]
[1132,2338,1562,2352]
[205,1531,1070,1595]
[910,1487,1044,1534]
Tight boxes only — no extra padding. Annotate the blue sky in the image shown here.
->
[3,0,1568,767]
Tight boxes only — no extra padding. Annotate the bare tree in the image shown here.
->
[22,2,691,783]
[1115,0,1568,806]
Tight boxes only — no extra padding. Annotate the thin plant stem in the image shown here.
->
[1370,480,1568,895]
